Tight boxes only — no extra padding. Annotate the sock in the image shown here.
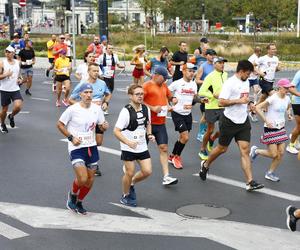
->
[172,141,181,155]
[78,186,91,201]
[72,180,80,195]
[176,141,186,156]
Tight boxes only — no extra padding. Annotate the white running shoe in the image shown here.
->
[286,144,299,154]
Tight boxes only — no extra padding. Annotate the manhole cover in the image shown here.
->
[176,204,230,219]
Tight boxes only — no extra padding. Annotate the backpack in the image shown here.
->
[122,104,149,131]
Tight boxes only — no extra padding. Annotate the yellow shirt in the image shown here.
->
[47,40,57,59]
[55,57,70,76]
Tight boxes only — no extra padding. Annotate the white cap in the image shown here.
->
[5,46,15,53]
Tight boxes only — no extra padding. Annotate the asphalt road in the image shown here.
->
[0,69,300,250]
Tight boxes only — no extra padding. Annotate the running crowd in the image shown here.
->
[0,34,299,231]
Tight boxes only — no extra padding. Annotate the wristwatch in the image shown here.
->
[67,135,73,142]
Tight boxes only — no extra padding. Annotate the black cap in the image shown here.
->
[200,37,208,43]
[206,49,217,55]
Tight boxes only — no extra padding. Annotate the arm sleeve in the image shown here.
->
[198,75,214,98]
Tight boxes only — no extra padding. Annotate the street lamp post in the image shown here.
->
[297,0,300,38]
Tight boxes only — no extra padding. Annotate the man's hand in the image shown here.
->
[72,137,81,146]
[99,121,109,131]
[127,140,138,149]
[152,106,162,113]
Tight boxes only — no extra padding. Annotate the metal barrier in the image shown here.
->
[113,47,130,76]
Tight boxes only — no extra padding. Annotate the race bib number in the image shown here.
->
[132,129,146,144]
[240,92,249,98]
[78,131,94,146]
[274,119,285,129]
[157,106,168,117]
[26,59,33,65]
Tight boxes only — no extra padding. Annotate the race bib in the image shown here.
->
[274,119,285,129]
[106,69,114,77]
[62,67,69,74]
[78,131,94,146]
[240,92,249,98]
[26,59,33,65]
[132,129,145,144]
[157,106,168,117]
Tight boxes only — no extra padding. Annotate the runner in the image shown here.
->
[46,34,57,77]
[18,40,35,96]
[193,37,209,69]
[9,33,21,58]
[57,83,108,215]
[286,205,300,232]
[248,46,262,122]
[131,44,147,85]
[114,84,155,206]
[54,49,72,107]
[143,66,178,185]
[144,46,173,77]
[199,60,264,191]
[170,41,188,81]
[97,44,125,95]
[0,46,23,133]
[168,63,198,169]
[250,78,292,182]
[256,43,280,104]
[70,63,111,176]
[64,33,72,62]
[195,49,217,141]
[198,57,228,160]
[86,36,103,60]
[286,70,300,154]
[75,51,102,82]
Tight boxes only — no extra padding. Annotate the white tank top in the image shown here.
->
[0,59,20,92]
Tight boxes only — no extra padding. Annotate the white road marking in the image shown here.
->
[7,111,30,114]
[30,97,50,102]
[42,81,53,85]
[193,173,300,201]
[0,201,299,248]
[115,87,127,92]
[0,221,29,239]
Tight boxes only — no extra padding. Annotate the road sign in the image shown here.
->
[19,0,26,7]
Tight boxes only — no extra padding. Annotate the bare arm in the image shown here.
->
[57,120,81,146]
[113,127,137,149]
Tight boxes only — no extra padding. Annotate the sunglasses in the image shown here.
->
[60,37,65,40]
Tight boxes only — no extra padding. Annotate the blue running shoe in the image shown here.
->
[66,192,77,212]
[129,185,136,201]
[76,201,87,215]
[120,195,137,207]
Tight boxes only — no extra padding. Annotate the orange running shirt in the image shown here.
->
[143,80,172,125]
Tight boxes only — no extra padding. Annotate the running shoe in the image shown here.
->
[66,192,77,212]
[62,99,69,107]
[103,110,109,116]
[76,201,87,215]
[168,155,174,164]
[129,185,136,201]
[199,160,208,181]
[171,155,183,169]
[162,175,178,186]
[289,134,300,150]
[94,165,102,176]
[265,171,280,182]
[249,145,258,162]
[120,194,137,207]
[246,180,264,191]
[25,89,32,96]
[196,132,204,142]
[56,100,61,107]
[1,123,8,133]
[8,114,15,128]
[249,112,258,122]
[286,205,298,232]
[198,150,208,160]
[52,83,56,92]
[286,144,299,154]
[207,138,215,152]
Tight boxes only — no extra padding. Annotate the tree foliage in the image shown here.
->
[139,0,298,27]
